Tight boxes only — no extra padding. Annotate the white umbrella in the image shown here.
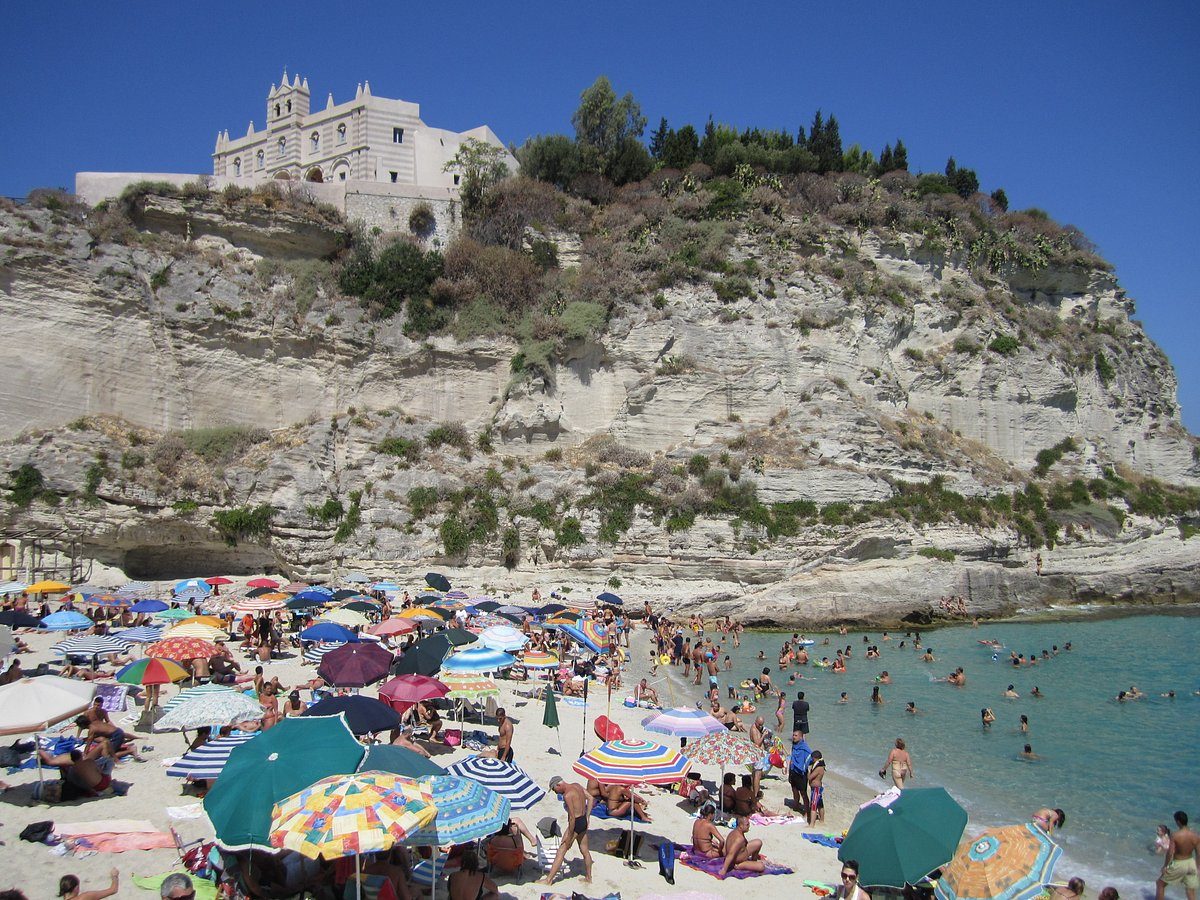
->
[478,625,529,653]
[0,676,96,736]
[0,581,27,596]
[0,625,15,656]
[154,691,264,732]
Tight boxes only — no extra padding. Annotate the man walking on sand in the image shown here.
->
[1157,810,1199,900]
[541,776,594,885]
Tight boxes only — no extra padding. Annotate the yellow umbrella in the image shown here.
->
[180,615,225,628]
[26,580,71,594]
[320,609,370,628]
[163,623,227,641]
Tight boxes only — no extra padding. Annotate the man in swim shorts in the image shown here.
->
[1157,810,1199,900]
[541,776,594,885]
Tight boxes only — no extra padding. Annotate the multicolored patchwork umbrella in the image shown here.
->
[642,707,726,738]
[116,657,189,685]
[269,772,435,858]
[575,738,691,785]
[406,775,510,846]
[147,636,218,661]
[441,674,499,699]
[445,756,546,809]
[935,824,1062,900]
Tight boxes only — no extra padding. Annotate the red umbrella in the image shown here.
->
[205,577,234,586]
[378,675,448,712]
[318,642,393,688]
[246,577,279,589]
[369,618,417,637]
[147,636,219,661]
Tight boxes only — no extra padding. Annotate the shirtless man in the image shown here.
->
[719,817,765,878]
[635,679,660,706]
[691,803,724,858]
[1157,810,1199,900]
[541,777,594,885]
[605,783,651,822]
[749,716,771,795]
[807,750,826,826]
[879,738,913,788]
[495,708,514,763]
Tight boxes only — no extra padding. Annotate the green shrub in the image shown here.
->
[408,487,440,519]
[307,498,345,524]
[917,547,956,562]
[334,491,362,542]
[687,454,710,477]
[713,275,752,303]
[544,448,563,462]
[1095,351,1115,387]
[8,463,46,508]
[172,499,199,515]
[212,504,273,546]
[440,516,471,557]
[952,336,979,355]
[666,509,696,532]
[502,527,521,568]
[557,516,585,548]
[988,334,1020,356]
[120,451,145,470]
[904,347,925,362]
[376,437,422,463]
[560,301,607,341]
[426,424,470,452]
[607,576,622,589]
[179,426,269,465]
[82,459,108,504]
[1033,437,1077,478]
[150,266,171,291]
[408,202,436,235]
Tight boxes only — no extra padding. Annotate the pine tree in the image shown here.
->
[879,143,894,173]
[649,117,669,160]
[796,124,806,148]
[892,139,908,171]
[945,156,958,178]
[990,188,1009,212]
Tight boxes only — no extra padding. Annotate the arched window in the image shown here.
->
[337,123,347,144]
[278,137,286,158]
[286,100,292,113]
[233,158,241,177]
[274,103,280,118]
[310,132,320,153]
[256,149,264,169]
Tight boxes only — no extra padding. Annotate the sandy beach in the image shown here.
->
[0,590,873,899]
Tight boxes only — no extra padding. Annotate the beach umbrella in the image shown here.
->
[0,676,95,736]
[320,608,371,628]
[112,625,164,644]
[301,622,359,643]
[286,597,325,612]
[473,600,502,613]
[174,578,212,595]
[233,596,286,613]
[406,775,510,846]
[478,625,529,653]
[424,573,452,592]
[681,730,762,768]
[446,756,546,809]
[205,577,234,586]
[130,599,169,613]
[155,608,194,622]
[543,684,561,755]
[163,622,227,641]
[40,611,93,631]
[161,682,235,714]
[26,580,71,595]
[204,715,366,848]
[522,650,560,670]
[303,695,402,735]
[839,787,968,888]
[246,577,280,589]
[116,581,151,595]
[303,642,346,664]
[561,623,603,653]
[245,586,275,598]
[441,647,516,674]
[441,627,477,647]
[52,634,132,658]
[391,635,452,677]
[167,733,258,780]
[544,612,581,626]
[0,610,40,628]
[378,675,449,709]
[0,625,14,656]
[597,591,623,605]
[444,590,470,601]
[179,615,225,627]
[342,601,380,614]
[642,707,726,738]
[442,674,499,700]
[342,572,371,584]
[369,618,417,637]
[398,606,450,622]
[494,604,528,617]
[333,589,366,602]
[294,587,334,602]
[281,581,311,594]
[175,586,210,602]
[539,602,567,615]
[358,744,447,778]
[116,657,189,685]
[147,636,218,661]
[318,642,393,687]
[564,597,597,613]
[155,691,263,731]
[935,824,1062,900]
[0,581,27,596]
[82,593,132,609]
[372,582,402,593]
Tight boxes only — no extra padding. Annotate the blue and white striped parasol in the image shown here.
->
[167,733,259,780]
[111,626,165,644]
[445,756,546,809]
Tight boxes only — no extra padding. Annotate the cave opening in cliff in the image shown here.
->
[120,543,279,580]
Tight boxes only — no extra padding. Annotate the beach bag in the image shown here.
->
[20,821,54,843]
[442,729,462,747]
[769,748,785,768]
[657,841,676,884]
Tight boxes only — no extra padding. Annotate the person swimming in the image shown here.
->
[838,692,849,703]
[1004,684,1019,699]
[981,708,995,728]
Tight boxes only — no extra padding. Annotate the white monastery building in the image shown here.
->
[212,70,508,190]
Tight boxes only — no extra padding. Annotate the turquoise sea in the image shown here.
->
[658,608,1200,898]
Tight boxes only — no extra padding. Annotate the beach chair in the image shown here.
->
[410,851,448,890]
[535,834,561,873]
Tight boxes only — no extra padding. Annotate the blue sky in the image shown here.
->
[4,2,1198,429]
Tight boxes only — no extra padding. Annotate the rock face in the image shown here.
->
[2,194,1199,625]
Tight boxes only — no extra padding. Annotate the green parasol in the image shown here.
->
[839,787,968,888]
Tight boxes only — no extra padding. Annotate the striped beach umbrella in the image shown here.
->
[130,599,169,613]
[40,611,94,632]
[444,590,470,601]
[574,739,691,786]
[478,625,529,653]
[112,625,164,644]
[446,756,546,809]
[117,581,152,595]
[521,649,560,670]
[441,647,516,674]
[52,634,132,657]
[161,682,235,714]
[269,772,436,859]
[116,657,189,685]
[406,775,510,846]
[234,595,286,613]
[146,636,218,661]
[167,733,259,780]
[561,623,603,653]
[441,674,499,700]
[564,597,597,613]
[935,824,1062,900]
[175,586,211,602]
[163,622,227,641]
[371,582,402,593]
[642,707,726,738]
[342,572,371,584]
[155,690,263,731]
[303,642,347,664]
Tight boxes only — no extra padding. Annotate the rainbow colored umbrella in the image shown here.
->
[441,674,499,699]
[406,775,510,846]
[115,657,189,685]
[521,649,560,669]
[642,707,726,738]
[935,824,1062,900]
[561,623,603,653]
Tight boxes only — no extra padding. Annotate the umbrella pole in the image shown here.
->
[580,679,589,756]
[626,797,636,865]
[355,850,362,900]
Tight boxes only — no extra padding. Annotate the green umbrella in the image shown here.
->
[839,787,968,888]
[203,714,365,849]
[391,634,451,676]
[442,627,478,647]
[542,685,560,729]
[358,744,447,778]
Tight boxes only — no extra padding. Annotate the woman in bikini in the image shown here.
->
[879,738,913,788]
[447,845,499,900]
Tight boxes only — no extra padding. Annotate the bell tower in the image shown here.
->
[266,69,310,125]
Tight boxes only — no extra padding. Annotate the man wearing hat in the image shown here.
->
[539,776,594,886]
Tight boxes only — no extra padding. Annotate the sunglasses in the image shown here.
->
[841,873,857,880]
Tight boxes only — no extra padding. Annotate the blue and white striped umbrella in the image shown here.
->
[342,572,371,584]
[444,590,470,601]
[52,634,132,657]
[441,647,517,674]
[117,581,152,595]
[41,611,94,631]
[405,775,510,846]
[371,582,402,593]
[167,733,259,780]
[112,626,165,644]
[174,578,212,595]
[445,756,545,809]
[175,586,210,601]
[0,581,28,596]
[303,641,346,663]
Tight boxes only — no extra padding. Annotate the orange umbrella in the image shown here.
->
[146,636,219,661]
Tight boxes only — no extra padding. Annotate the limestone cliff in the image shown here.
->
[2,182,1198,625]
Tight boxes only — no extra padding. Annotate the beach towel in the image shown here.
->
[749,814,806,826]
[55,819,158,837]
[71,831,177,852]
[131,872,218,899]
[95,683,129,713]
[539,894,620,900]
[675,844,793,879]
[592,800,648,822]
[802,833,842,848]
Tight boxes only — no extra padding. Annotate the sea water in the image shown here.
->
[659,609,1199,898]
